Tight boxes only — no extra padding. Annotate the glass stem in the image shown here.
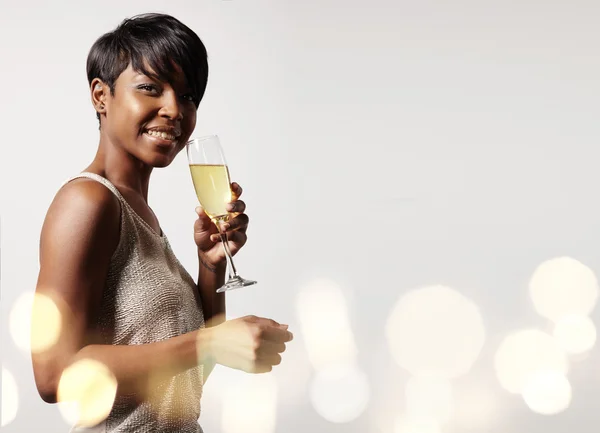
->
[218,230,238,279]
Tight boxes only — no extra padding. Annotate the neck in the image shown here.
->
[86,135,153,202]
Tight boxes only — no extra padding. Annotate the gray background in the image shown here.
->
[2,0,600,432]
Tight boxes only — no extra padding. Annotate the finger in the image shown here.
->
[262,326,294,343]
[250,362,273,374]
[225,231,247,247]
[195,217,217,236]
[257,352,282,367]
[226,200,246,214]
[224,214,249,233]
[258,340,287,355]
[195,206,208,218]
[195,206,212,224]
[209,230,246,244]
[230,182,243,200]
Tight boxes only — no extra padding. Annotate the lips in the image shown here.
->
[143,126,181,147]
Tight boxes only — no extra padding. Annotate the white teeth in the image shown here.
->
[146,130,176,140]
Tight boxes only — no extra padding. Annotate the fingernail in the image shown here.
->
[226,203,234,212]
[222,223,230,231]
[280,324,289,329]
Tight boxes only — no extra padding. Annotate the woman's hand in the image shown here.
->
[205,315,293,373]
[193,182,249,268]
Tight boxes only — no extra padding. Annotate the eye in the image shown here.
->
[181,93,196,104]
[138,84,159,93]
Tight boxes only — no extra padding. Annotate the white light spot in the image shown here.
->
[553,314,597,355]
[522,370,572,415]
[529,257,598,322]
[394,416,442,433]
[296,279,357,369]
[222,373,277,433]
[309,363,370,423]
[406,376,452,425]
[9,292,35,352]
[9,292,63,353]
[385,285,485,378]
[453,380,500,431]
[2,367,18,427]
[494,329,568,394]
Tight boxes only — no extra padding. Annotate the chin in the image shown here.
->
[140,151,175,168]
[150,157,174,168]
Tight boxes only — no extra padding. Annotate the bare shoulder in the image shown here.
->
[51,177,120,217]
[40,177,121,265]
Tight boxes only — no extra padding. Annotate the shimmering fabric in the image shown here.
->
[65,172,205,433]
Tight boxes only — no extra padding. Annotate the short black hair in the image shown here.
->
[87,13,209,120]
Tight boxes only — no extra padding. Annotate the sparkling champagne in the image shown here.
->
[189,164,232,220]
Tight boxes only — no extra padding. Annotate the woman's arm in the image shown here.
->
[196,254,226,326]
[32,180,210,402]
[196,255,226,384]
[33,179,291,403]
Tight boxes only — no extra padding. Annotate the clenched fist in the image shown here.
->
[205,315,293,373]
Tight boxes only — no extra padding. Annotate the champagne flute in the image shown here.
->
[186,135,257,293]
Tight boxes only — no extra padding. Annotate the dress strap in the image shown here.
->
[63,172,127,204]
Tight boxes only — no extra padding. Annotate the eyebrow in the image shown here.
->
[131,69,191,91]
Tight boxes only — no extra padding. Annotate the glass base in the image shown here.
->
[216,275,257,293]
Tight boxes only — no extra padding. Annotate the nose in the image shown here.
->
[158,90,183,121]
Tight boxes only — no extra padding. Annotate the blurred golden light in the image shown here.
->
[296,278,357,369]
[529,257,598,322]
[553,314,597,355]
[309,363,370,423]
[1,367,18,427]
[57,359,117,428]
[522,370,572,415]
[30,293,62,353]
[394,416,442,433]
[405,376,452,425]
[385,285,485,378]
[57,400,79,426]
[9,292,35,352]
[9,292,62,353]
[494,329,568,394]
[221,372,277,433]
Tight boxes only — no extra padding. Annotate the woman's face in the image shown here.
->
[98,62,198,168]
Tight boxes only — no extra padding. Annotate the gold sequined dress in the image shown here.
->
[65,172,205,433]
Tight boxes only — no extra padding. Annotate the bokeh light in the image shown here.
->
[57,359,118,428]
[394,416,442,433]
[309,363,370,423]
[221,372,277,433]
[453,379,500,431]
[553,314,597,355]
[385,285,485,378]
[529,257,599,322]
[522,370,572,415]
[272,343,312,404]
[1,367,18,427]
[494,329,568,394]
[296,278,357,369]
[405,376,452,425]
[9,292,62,353]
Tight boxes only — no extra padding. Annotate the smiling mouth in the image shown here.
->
[144,130,179,146]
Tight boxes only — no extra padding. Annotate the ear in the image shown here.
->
[91,78,108,115]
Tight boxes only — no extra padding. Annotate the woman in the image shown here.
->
[32,13,293,433]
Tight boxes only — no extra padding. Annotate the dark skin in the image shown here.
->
[32,62,293,404]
